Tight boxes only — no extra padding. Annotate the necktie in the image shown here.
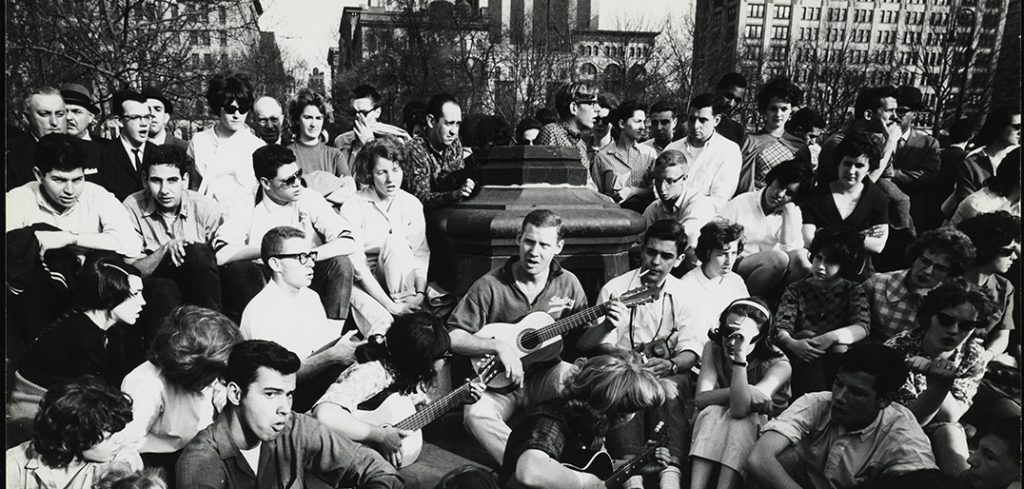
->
[132,148,143,181]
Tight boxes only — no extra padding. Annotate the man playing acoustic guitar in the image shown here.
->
[577,219,694,489]
[447,209,589,464]
[500,352,669,489]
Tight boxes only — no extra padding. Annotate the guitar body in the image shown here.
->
[353,393,424,465]
[471,311,561,389]
[561,449,615,480]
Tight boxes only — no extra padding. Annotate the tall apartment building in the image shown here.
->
[693,0,1013,124]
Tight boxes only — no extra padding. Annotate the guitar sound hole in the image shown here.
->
[520,331,541,350]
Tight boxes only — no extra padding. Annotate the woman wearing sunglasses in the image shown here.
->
[311,311,481,468]
[884,278,997,475]
[189,72,265,205]
[956,211,1020,361]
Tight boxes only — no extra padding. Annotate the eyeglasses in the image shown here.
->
[121,114,154,122]
[222,104,250,115]
[349,107,378,117]
[654,174,686,186]
[272,251,318,266]
[935,311,984,332]
[573,98,599,107]
[279,169,303,187]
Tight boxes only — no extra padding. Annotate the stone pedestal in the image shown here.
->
[426,145,646,303]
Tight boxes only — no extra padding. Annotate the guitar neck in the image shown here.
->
[393,382,473,431]
[534,303,608,344]
[604,441,660,487]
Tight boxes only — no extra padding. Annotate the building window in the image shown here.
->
[201,30,210,46]
[170,4,178,18]
[580,62,598,79]
[828,8,848,22]
[220,30,228,47]
[748,4,765,18]
[191,53,200,70]
[746,44,763,59]
[189,31,198,45]
[727,6,737,21]
[770,45,788,60]
[745,24,764,38]
[771,25,789,39]
[219,6,227,24]
[801,7,821,20]
[774,5,791,19]
[204,53,213,69]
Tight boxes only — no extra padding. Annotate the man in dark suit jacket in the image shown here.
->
[6,87,67,190]
[99,90,153,201]
[891,86,942,231]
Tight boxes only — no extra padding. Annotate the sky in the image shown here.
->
[259,0,691,87]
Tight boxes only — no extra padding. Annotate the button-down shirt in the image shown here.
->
[594,268,689,356]
[339,187,429,273]
[664,132,742,210]
[591,141,658,194]
[862,269,929,342]
[176,411,402,489]
[123,189,224,254]
[642,189,716,247]
[5,181,141,257]
[6,441,143,489]
[240,280,341,359]
[401,135,466,211]
[188,127,265,204]
[719,190,804,256]
[641,137,669,154]
[763,392,936,489]
[215,189,355,257]
[675,266,749,356]
[537,121,599,190]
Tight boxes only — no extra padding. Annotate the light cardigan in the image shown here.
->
[339,187,429,276]
[116,361,226,453]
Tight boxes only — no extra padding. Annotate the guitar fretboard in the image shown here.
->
[604,429,666,487]
[393,382,474,431]
[526,286,654,347]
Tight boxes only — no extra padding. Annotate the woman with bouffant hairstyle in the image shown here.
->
[115,306,240,477]
[501,352,668,489]
[6,377,142,489]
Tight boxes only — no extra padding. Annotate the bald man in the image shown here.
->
[253,96,289,145]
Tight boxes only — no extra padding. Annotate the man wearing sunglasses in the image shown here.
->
[98,90,154,201]
[214,145,357,329]
[189,72,265,205]
[890,86,942,232]
[239,226,364,413]
[884,278,997,475]
[333,84,409,172]
[720,159,813,297]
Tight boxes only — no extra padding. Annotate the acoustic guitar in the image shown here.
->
[470,285,660,390]
[561,422,668,488]
[354,356,501,465]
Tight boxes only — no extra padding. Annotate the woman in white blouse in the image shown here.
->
[340,136,429,335]
[115,305,241,480]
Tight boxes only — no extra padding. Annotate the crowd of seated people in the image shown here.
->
[5,70,1020,489]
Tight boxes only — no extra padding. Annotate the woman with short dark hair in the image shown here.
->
[950,146,1020,225]
[8,258,146,443]
[6,378,142,489]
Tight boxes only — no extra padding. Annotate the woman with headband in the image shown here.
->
[7,258,147,444]
[688,297,792,489]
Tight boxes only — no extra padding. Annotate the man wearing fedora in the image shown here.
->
[60,83,105,176]
[142,86,188,152]
[891,86,942,232]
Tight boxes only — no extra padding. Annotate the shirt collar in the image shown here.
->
[900,128,913,143]
[883,269,916,303]
[140,190,192,219]
[559,121,584,141]
[843,407,885,439]
[149,131,167,145]
[120,135,146,155]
